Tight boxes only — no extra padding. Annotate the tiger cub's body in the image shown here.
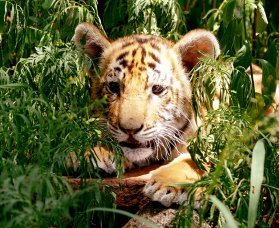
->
[74,23,220,207]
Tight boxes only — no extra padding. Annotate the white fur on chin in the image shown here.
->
[122,147,154,163]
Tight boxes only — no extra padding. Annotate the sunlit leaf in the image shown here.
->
[256,2,268,33]
[0,83,28,89]
[210,195,239,228]
[248,140,266,228]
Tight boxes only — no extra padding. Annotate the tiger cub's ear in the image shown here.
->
[74,22,110,59]
[173,29,220,72]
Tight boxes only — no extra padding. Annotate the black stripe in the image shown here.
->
[148,62,156,70]
[122,41,135,48]
[141,48,146,64]
[132,49,137,57]
[138,66,146,71]
[114,67,121,72]
[116,51,129,61]
[150,42,160,51]
[135,36,151,44]
[179,120,190,133]
[149,52,160,63]
[119,59,127,67]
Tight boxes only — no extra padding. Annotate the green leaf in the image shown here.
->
[234,42,252,69]
[256,2,268,33]
[233,0,243,20]
[230,68,252,108]
[0,1,7,32]
[219,21,234,52]
[248,140,266,228]
[92,207,159,228]
[264,42,278,68]
[42,0,54,10]
[210,195,239,228]
[223,0,236,27]
[258,59,277,106]
[153,0,178,34]
[0,83,28,89]
[103,0,127,29]
[205,10,217,30]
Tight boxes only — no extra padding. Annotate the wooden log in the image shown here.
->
[65,164,210,227]
[66,164,159,209]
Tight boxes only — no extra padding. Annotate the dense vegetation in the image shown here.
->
[0,0,278,227]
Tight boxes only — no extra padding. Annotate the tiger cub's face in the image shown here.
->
[75,23,220,165]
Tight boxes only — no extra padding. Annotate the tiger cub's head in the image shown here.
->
[74,23,219,165]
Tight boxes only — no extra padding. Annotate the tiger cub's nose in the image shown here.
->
[119,124,143,135]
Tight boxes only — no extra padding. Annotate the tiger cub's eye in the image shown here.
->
[107,82,120,94]
[152,84,166,95]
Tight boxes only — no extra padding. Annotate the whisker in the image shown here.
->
[153,138,160,160]
[160,125,184,140]
[156,137,170,159]
[159,133,181,157]
[161,128,185,145]
[108,128,120,136]
[164,124,190,142]
[140,129,157,136]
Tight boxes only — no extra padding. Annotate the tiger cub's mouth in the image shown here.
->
[119,141,144,149]
[119,136,155,149]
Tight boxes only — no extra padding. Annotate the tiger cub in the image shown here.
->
[74,22,220,207]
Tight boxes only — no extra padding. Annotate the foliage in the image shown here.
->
[0,0,278,227]
[173,0,278,226]
[0,1,122,226]
[102,0,186,39]
[0,165,116,227]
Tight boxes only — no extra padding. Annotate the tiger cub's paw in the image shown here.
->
[66,147,116,174]
[85,147,116,174]
[143,154,204,208]
[144,179,188,207]
[66,151,80,172]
